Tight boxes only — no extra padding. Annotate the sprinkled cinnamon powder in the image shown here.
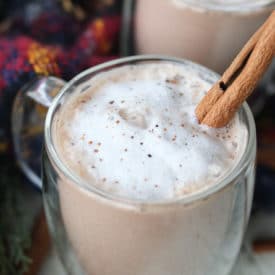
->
[54,62,247,201]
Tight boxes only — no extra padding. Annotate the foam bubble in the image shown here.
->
[53,63,247,201]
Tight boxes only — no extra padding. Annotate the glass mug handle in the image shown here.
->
[12,76,66,189]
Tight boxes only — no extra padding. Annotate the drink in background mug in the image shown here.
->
[124,0,275,73]
[12,56,256,275]
[121,1,275,115]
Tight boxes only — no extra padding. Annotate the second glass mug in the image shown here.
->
[121,1,275,116]
[12,56,256,275]
[123,0,275,73]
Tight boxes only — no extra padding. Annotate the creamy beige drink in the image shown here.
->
[134,0,274,73]
[52,61,250,275]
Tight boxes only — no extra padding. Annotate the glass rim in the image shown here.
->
[174,0,275,12]
[44,55,256,208]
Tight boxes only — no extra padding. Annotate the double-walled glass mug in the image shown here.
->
[12,56,256,275]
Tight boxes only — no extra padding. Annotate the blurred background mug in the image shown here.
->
[121,0,275,115]
[122,0,275,73]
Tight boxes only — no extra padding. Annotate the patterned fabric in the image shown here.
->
[0,0,121,157]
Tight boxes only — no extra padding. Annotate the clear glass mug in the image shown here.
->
[12,56,256,275]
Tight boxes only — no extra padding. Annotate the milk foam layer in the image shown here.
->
[184,0,271,4]
[175,0,273,9]
[53,62,247,201]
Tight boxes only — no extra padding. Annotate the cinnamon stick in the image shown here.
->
[196,11,275,128]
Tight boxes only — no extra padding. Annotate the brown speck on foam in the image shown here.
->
[88,140,93,144]
[94,149,99,153]
[102,178,106,182]
[165,78,178,84]
[172,135,177,141]
[109,100,114,104]
[163,128,167,132]
[181,124,185,128]
[80,134,86,140]
[116,120,120,124]
[154,184,159,188]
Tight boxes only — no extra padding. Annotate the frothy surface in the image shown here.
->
[53,62,247,201]
[174,0,273,10]
[188,0,270,4]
